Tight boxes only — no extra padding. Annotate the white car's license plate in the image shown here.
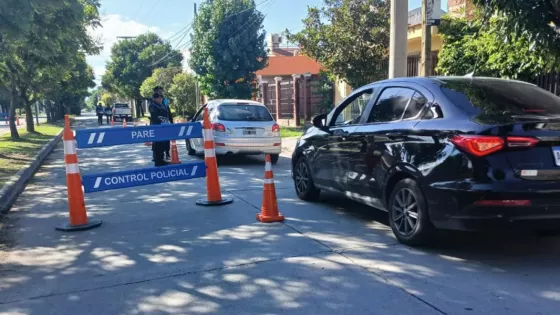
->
[553,147,560,166]
[243,129,256,135]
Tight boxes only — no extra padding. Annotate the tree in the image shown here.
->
[169,72,198,118]
[103,33,183,118]
[140,67,183,99]
[286,0,389,89]
[189,0,268,99]
[436,13,559,81]
[471,0,560,51]
[0,0,101,138]
[100,92,116,107]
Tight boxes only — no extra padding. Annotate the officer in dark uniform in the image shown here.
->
[153,86,173,160]
[95,103,104,125]
[149,92,171,166]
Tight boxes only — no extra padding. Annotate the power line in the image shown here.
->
[139,0,162,22]
[149,0,274,67]
[229,0,275,43]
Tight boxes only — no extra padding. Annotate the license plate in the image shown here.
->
[243,130,256,135]
[553,147,560,166]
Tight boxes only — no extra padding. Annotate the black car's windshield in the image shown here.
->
[440,79,560,122]
[217,104,273,121]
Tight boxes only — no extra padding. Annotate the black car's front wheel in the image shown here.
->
[294,157,320,201]
[388,178,435,246]
[185,140,196,156]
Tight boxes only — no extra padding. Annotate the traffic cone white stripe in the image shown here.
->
[63,140,77,154]
[264,178,274,184]
[265,162,272,171]
[203,129,213,141]
[65,163,80,174]
[204,148,216,157]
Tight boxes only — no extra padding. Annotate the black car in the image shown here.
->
[291,76,560,246]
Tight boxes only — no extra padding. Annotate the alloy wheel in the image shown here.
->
[392,188,419,236]
[295,161,309,194]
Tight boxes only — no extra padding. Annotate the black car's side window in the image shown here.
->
[332,89,374,126]
[368,87,415,123]
[403,92,427,120]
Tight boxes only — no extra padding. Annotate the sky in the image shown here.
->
[87,0,448,86]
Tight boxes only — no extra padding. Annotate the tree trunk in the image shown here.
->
[24,98,34,133]
[9,75,19,139]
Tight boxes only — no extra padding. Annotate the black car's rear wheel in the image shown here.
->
[294,157,320,201]
[388,178,435,246]
[270,154,279,164]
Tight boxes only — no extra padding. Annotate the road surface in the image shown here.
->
[0,115,559,315]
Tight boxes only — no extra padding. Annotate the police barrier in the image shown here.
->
[82,161,206,193]
[75,122,202,149]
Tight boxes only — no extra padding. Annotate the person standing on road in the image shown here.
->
[95,103,104,125]
[154,86,173,161]
[104,104,113,124]
[149,92,171,166]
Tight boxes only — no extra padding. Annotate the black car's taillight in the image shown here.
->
[450,135,539,157]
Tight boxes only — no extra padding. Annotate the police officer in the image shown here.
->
[104,104,113,124]
[95,103,104,125]
[153,86,173,160]
[149,92,171,166]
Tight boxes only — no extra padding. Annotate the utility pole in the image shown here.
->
[420,0,432,77]
[388,0,408,78]
[420,0,441,77]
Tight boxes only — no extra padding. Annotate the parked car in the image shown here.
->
[112,103,132,122]
[186,99,282,163]
[292,76,560,246]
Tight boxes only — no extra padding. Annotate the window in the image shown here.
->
[402,92,427,120]
[332,90,373,126]
[368,88,415,123]
[439,78,560,117]
[217,104,273,121]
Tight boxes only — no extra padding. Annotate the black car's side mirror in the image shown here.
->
[312,114,327,128]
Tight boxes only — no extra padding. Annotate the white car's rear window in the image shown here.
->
[114,104,129,108]
[217,104,273,121]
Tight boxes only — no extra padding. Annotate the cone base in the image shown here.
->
[56,220,102,232]
[170,160,182,164]
[256,213,285,223]
[196,197,234,206]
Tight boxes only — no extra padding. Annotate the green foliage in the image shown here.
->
[103,33,183,101]
[470,0,560,52]
[286,0,389,89]
[101,92,116,106]
[437,13,560,81]
[0,0,101,138]
[140,67,183,99]
[168,72,198,117]
[189,0,268,99]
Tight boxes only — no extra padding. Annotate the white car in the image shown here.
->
[185,99,282,163]
[112,103,132,122]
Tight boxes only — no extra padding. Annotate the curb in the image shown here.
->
[0,129,63,213]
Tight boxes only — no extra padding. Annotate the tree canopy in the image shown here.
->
[286,0,389,88]
[471,0,560,51]
[0,0,100,138]
[189,0,268,99]
[102,32,183,117]
[140,68,198,117]
[436,11,560,81]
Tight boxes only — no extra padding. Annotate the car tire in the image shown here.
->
[185,140,196,156]
[270,154,279,164]
[388,178,435,246]
[293,157,320,201]
[534,229,560,237]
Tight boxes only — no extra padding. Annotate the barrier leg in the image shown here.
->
[196,108,233,206]
[56,115,102,231]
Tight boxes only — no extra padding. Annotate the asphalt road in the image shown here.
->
[0,115,559,315]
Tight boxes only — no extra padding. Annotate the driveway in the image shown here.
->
[0,115,558,315]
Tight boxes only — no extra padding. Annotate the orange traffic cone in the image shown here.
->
[111,116,114,126]
[122,118,127,127]
[257,154,285,223]
[16,116,20,126]
[56,115,102,231]
[169,140,181,164]
[196,108,233,206]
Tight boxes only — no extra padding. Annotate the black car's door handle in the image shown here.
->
[385,132,403,139]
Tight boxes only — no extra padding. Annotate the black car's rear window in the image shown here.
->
[439,79,560,119]
[114,104,129,108]
[217,104,273,121]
